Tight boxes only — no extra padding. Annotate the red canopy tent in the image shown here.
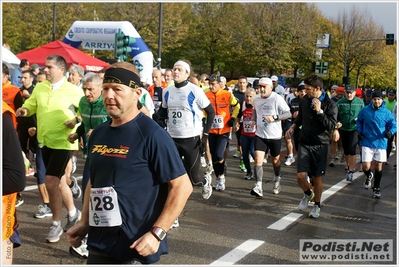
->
[16,40,110,72]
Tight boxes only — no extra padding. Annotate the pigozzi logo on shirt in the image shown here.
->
[91,145,129,158]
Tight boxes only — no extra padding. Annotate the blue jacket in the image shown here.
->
[357,101,397,149]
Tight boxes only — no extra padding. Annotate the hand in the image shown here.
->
[64,118,77,129]
[384,131,392,139]
[311,98,321,112]
[27,127,36,137]
[129,232,161,257]
[285,127,293,140]
[86,129,93,139]
[227,117,236,127]
[332,129,340,142]
[200,134,208,154]
[67,133,79,144]
[66,223,89,248]
[16,107,28,117]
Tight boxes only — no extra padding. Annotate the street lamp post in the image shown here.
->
[157,3,163,70]
[52,3,56,41]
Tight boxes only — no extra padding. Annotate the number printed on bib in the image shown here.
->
[243,120,256,133]
[212,115,224,129]
[89,186,122,227]
[169,108,188,127]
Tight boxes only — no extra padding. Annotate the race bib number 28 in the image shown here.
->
[89,186,122,227]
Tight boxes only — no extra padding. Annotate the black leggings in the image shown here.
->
[172,136,203,186]
[339,129,358,155]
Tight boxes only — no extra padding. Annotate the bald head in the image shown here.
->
[152,69,163,87]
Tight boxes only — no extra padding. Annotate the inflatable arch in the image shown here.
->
[62,21,153,84]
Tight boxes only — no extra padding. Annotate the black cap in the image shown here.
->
[206,73,221,82]
[345,85,355,93]
[252,79,259,89]
[388,89,396,95]
[297,84,306,91]
[371,90,383,99]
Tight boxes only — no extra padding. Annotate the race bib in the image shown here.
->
[243,120,256,133]
[169,108,188,127]
[212,115,224,129]
[89,186,122,227]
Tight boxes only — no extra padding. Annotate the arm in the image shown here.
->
[230,95,240,119]
[66,179,91,247]
[129,174,193,257]
[2,113,26,195]
[202,104,215,134]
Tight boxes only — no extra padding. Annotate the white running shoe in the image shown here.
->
[298,189,314,211]
[284,156,295,166]
[273,175,281,194]
[170,218,179,228]
[250,183,263,197]
[72,156,77,174]
[202,174,212,200]
[309,205,320,218]
[233,150,240,158]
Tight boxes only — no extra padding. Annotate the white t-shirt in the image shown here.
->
[140,88,155,116]
[162,82,210,138]
[274,84,286,98]
[253,92,290,139]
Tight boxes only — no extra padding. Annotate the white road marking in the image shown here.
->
[210,239,265,265]
[24,176,83,191]
[267,212,303,230]
[267,171,364,231]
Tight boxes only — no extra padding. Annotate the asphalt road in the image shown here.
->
[12,138,397,265]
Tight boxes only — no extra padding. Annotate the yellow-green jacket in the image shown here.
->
[22,77,84,150]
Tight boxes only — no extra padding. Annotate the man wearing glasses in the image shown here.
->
[335,85,364,182]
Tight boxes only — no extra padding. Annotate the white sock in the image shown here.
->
[68,208,77,217]
[52,220,61,227]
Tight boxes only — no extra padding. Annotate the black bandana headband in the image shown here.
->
[103,68,141,89]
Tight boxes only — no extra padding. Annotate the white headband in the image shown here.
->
[174,60,190,74]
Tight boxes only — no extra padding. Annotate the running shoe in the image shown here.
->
[363,172,374,189]
[298,189,314,211]
[26,167,35,176]
[46,223,63,243]
[329,158,335,167]
[233,149,240,158]
[284,156,295,166]
[72,155,77,174]
[239,159,247,172]
[69,176,82,199]
[250,183,263,197]
[69,238,88,259]
[202,174,212,200]
[15,193,24,207]
[249,155,254,163]
[372,188,381,199]
[244,173,253,180]
[205,164,213,174]
[170,218,179,228]
[273,175,281,194]
[34,204,52,219]
[346,171,353,183]
[63,209,82,232]
[309,205,320,218]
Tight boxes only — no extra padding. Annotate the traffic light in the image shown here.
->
[386,33,394,45]
[342,76,351,85]
[114,29,136,62]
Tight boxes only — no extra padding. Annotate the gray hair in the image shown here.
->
[82,72,103,86]
[69,64,85,78]
[246,88,256,95]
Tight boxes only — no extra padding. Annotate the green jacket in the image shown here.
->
[22,77,84,150]
[78,95,109,134]
[336,96,364,131]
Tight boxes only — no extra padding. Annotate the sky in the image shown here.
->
[314,2,397,36]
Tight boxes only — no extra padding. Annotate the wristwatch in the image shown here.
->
[273,115,279,121]
[317,109,324,114]
[151,227,167,241]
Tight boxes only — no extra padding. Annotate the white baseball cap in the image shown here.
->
[271,75,278,81]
